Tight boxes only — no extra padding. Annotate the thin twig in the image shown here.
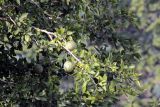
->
[62,45,81,62]
[7,15,16,25]
[2,4,18,8]
[33,27,81,62]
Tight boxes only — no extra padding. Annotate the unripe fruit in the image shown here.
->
[64,41,77,51]
[63,61,75,72]
[34,64,43,73]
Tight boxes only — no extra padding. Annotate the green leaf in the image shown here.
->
[82,81,87,93]
[93,62,100,67]
[75,82,79,93]
[129,65,135,70]
[16,0,20,5]
[66,0,70,5]
[56,27,65,34]
[67,31,73,35]
[19,13,28,22]
[153,34,160,47]
[25,35,30,42]
[40,0,49,3]
[14,28,21,35]
[35,97,47,101]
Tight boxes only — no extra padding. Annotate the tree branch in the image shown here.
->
[33,27,81,62]
[33,27,97,86]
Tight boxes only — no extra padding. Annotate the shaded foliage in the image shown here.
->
[0,0,140,106]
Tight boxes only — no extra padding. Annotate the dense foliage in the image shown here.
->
[0,0,141,106]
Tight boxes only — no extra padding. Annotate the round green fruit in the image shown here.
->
[64,41,77,51]
[63,61,75,72]
[34,64,43,73]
